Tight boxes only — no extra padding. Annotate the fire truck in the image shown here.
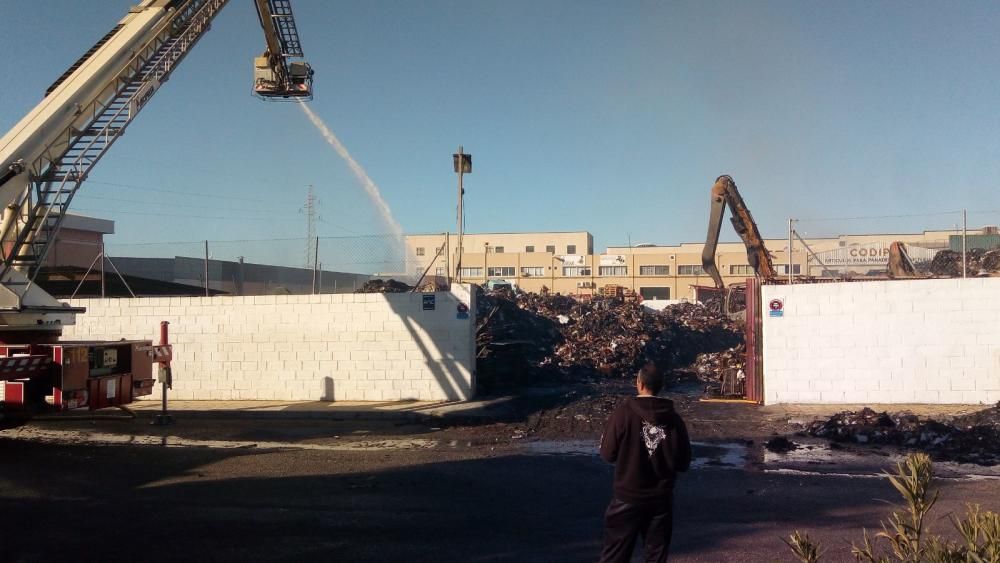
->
[0,0,313,415]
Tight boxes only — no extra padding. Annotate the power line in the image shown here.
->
[108,154,289,186]
[796,210,964,222]
[87,179,286,204]
[107,233,406,246]
[75,193,278,215]
[71,207,300,221]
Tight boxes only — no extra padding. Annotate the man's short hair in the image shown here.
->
[637,364,663,395]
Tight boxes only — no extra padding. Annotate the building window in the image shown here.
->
[487,266,515,278]
[436,246,444,255]
[778,264,802,275]
[562,266,592,277]
[640,287,670,300]
[459,267,482,277]
[599,266,627,276]
[678,265,706,276]
[567,245,577,254]
[435,267,445,277]
[525,245,535,253]
[545,245,556,253]
[729,264,753,275]
[494,246,504,254]
[639,265,670,276]
[521,266,544,277]
[415,247,425,256]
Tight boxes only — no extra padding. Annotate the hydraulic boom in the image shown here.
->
[701,175,778,290]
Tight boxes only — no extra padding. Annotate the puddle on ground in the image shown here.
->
[519,439,750,470]
[759,438,1000,480]
[522,440,599,456]
[690,441,748,469]
[0,427,440,452]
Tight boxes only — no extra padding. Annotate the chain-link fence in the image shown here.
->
[71,235,423,297]
[788,209,1000,279]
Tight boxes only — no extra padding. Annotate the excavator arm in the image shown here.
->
[701,175,778,289]
[887,241,920,278]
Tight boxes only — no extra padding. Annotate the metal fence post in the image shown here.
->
[100,241,106,298]
[962,209,968,279]
[312,236,319,294]
[204,240,209,297]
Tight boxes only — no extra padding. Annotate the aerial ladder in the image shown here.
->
[0,0,313,413]
[701,175,778,316]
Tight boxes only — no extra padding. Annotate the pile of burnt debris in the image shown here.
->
[927,249,1000,277]
[476,290,743,393]
[691,344,747,396]
[355,279,412,293]
[803,405,1000,465]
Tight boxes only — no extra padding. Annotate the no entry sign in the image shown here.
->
[769,298,784,318]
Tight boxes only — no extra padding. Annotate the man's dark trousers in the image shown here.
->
[598,496,673,563]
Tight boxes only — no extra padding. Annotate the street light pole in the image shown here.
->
[484,242,489,283]
[453,147,472,283]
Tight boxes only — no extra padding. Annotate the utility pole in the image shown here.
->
[444,232,451,287]
[787,218,794,285]
[453,147,471,283]
[303,185,317,269]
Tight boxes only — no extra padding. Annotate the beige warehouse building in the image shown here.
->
[405,228,993,300]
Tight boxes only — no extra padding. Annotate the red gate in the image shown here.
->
[744,277,764,403]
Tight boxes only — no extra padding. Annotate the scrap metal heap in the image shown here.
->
[926,249,1000,277]
[690,344,747,396]
[475,290,744,393]
[803,405,1000,466]
[355,279,412,293]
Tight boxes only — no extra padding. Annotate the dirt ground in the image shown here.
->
[7,376,997,475]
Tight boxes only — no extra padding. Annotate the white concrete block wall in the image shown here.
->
[57,286,476,402]
[762,278,1000,405]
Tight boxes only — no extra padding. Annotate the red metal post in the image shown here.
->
[743,277,764,404]
[153,321,173,425]
[159,321,170,367]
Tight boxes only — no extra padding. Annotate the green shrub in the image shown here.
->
[785,453,1000,563]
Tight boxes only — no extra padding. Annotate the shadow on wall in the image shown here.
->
[382,285,475,402]
[322,376,334,402]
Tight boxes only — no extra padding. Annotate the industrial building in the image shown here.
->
[406,227,996,299]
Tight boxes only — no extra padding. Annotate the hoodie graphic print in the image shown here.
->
[641,421,668,457]
[600,396,692,505]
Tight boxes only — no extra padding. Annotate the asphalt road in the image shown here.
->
[3,434,999,563]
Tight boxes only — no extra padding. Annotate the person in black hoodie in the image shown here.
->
[598,364,692,563]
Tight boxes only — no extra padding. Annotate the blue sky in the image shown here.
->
[2,0,999,264]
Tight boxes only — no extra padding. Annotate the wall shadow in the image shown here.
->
[383,289,474,402]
